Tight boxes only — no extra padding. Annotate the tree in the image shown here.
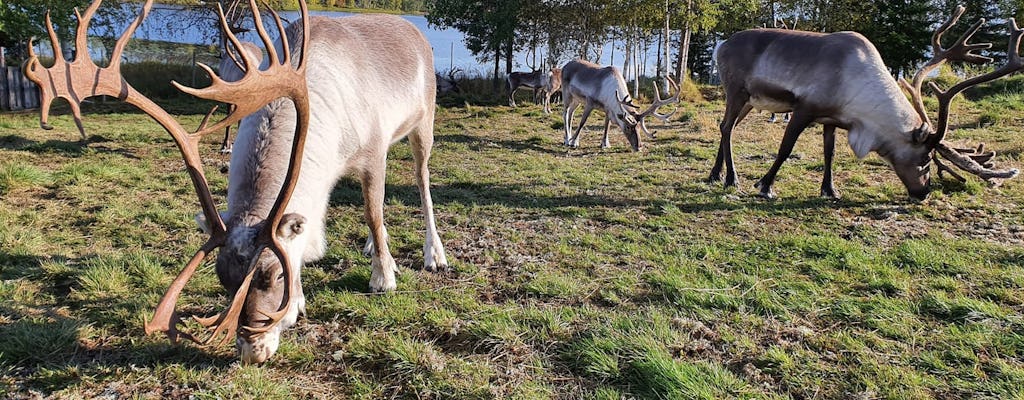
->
[428,0,526,86]
[859,0,932,77]
[2,0,89,60]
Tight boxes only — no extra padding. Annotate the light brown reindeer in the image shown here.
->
[560,60,678,150]
[711,6,1019,199]
[25,0,448,364]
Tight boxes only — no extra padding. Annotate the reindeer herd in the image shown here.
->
[20,0,1021,364]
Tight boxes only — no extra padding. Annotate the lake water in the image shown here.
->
[51,3,664,78]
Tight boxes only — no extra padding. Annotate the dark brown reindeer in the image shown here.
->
[25,0,448,364]
[560,60,679,150]
[711,6,1019,199]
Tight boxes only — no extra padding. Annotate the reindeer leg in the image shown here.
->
[543,91,552,114]
[563,97,580,146]
[755,111,812,199]
[569,103,595,148]
[409,117,448,272]
[362,225,389,257]
[362,153,397,293]
[711,95,751,186]
[820,125,839,198]
[220,104,237,154]
[601,117,612,149]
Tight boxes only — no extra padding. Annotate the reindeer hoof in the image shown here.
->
[423,261,448,272]
[754,180,776,199]
[369,273,397,293]
[821,187,840,199]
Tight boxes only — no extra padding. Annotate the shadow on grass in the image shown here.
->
[443,132,565,155]
[1,250,236,395]
[328,178,646,212]
[0,134,141,160]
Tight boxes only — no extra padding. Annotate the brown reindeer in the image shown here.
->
[711,6,1019,199]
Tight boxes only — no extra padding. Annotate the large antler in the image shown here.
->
[926,12,1023,184]
[618,77,680,137]
[896,6,1020,184]
[24,0,312,347]
[898,5,991,130]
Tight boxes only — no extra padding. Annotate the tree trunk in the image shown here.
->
[663,0,671,92]
[623,35,632,88]
[675,0,692,84]
[505,38,513,75]
[633,41,640,98]
[493,46,501,91]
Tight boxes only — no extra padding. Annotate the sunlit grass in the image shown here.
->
[1,93,1023,398]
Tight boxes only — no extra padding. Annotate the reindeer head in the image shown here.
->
[199,212,308,363]
[895,5,1021,199]
[615,78,680,151]
[25,0,312,362]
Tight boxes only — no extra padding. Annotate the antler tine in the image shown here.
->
[110,0,154,71]
[638,77,680,118]
[929,17,1024,144]
[175,0,309,137]
[194,264,259,347]
[43,11,64,63]
[249,0,280,67]
[145,237,224,341]
[905,6,992,127]
[263,2,292,64]
[215,3,256,76]
[74,1,104,61]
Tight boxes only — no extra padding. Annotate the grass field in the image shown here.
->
[1,87,1023,399]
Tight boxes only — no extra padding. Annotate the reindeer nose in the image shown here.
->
[237,331,280,364]
[908,186,931,201]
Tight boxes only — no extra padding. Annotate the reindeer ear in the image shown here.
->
[195,211,230,234]
[912,124,931,144]
[276,213,306,241]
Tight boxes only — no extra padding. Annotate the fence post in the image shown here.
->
[8,67,23,110]
[0,66,8,111]
[22,70,39,109]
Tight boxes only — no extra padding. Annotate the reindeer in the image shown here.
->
[509,67,563,114]
[435,67,461,96]
[560,60,678,151]
[536,67,562,114]
[216,41,262,153]
[24,0,448,364]
[711,6,1019,199]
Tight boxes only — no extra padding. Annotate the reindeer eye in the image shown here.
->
[276,272,285,281]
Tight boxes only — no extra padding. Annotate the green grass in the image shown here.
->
[1,90,1024,398]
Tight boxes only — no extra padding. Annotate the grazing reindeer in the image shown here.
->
[216,41,262,153]
[435,67,461,96]
[507,69,548,107]
[536,67,562,114]
[560,60,678,151]
[711,6,1019,199]
[25,0,448,365]
[509,67,562,113]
